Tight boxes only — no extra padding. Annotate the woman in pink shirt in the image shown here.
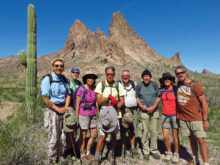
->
[159,72,179,164]
[76,71,98,163]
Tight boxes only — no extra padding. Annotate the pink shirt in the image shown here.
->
[77,86,96,116]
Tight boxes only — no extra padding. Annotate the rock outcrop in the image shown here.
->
[170,52,183,66]
[0,11,185,80]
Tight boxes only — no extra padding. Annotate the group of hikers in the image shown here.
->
[41,59,210,165]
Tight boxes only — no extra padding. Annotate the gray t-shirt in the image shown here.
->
[135,81,160,111]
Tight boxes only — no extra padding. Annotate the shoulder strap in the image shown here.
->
[137,81,143,92]
[129,80,135,90]
[42,74,53,85]
[101,80,105,93]
[81,85,86,102]
[190,80,202,113]
[151,81,157,91]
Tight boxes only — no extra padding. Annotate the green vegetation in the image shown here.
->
[0,86,25,102]
[0,98,47,164]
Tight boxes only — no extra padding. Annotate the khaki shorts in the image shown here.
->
[79,115,97,130]
[162,115,179,129]
[179,120,206,138]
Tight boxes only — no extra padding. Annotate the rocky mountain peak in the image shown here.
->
[170,52,183,66]
[109,12,159,63]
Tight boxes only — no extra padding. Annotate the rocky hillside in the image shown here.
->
[0,12,183,81]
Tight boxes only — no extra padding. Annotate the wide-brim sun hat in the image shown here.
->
[100,106,118,133]
[122,108,134,128]
[82,71,98,83]
[159,72,175,84]
[63,107,77,133]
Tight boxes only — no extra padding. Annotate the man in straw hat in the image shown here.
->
[92,66,125,165]
[175,66,209,165]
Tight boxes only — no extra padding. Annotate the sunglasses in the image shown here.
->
[106,73,114,76]
[176,71,185,76]
[72,71,79,74]
[54,64,64,68]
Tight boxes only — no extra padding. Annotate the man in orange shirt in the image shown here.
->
[175,66,210,165]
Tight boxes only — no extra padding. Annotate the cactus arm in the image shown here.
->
[18,50,27,66]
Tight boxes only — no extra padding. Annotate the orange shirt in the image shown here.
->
[176,81,204,121]
[161,86,176,116]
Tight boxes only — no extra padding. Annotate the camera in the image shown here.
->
[83,104,92,110]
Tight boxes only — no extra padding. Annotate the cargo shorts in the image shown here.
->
[179,120,206,138]
[79,115,97,130]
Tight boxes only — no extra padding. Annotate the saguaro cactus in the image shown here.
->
[18,4,37,120]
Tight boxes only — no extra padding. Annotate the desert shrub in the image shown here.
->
[0,97,47,164]
[0,86,25,102]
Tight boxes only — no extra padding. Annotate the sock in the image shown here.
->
[86,150,90,155]
[95,151,101,159]
[193,155,199,163]
[203,163,209,165]
[81,153,85,158]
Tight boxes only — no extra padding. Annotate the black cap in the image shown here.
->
[141,69,152,78]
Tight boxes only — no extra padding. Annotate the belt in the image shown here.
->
[55,103,65,107]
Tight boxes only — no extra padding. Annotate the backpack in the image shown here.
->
[119,80,136,90]
[136,81,157,94]
[42,73,68,98]
[161,86,177,101]
[72,85,86,109]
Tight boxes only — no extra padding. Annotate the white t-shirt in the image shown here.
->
[121,81,137,108]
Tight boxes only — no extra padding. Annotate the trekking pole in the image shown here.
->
[69,133,77,157]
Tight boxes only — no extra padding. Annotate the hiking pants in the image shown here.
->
[139,110,159,155]
[44,108,66,161]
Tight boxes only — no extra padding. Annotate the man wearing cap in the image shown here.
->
[119,70,138,157]
[69,67,82,105]
[135,69,161,160]
[175,66,209,165]
[41,59,72,163]
[93,66,125,165]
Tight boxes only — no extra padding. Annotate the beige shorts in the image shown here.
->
[162,115,179,129]
[79,115,97,130]
[179,120,206,138]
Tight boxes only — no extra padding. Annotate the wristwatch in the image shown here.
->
[203,118,208,121]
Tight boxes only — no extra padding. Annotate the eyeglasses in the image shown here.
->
[106,73,114,76]
[54,64,64,68]
[176,71,185,76]
[122,75,130,78]
[72,71,79,74]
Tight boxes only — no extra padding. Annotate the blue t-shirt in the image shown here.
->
[41,72,71,104]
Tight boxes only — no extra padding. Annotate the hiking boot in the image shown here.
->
[130,148,139,158]
[81,155,91,164]
[151,152,161,160]
[187,160,196,165]
[143,154,149,160]
[87,153,95,160]
[171,153,179,164]
[49,159,58,165]
[164,151,172,161]
[92,159,100,165]
[109,150,117,165]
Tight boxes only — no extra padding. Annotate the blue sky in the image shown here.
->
[0,0,220,74]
